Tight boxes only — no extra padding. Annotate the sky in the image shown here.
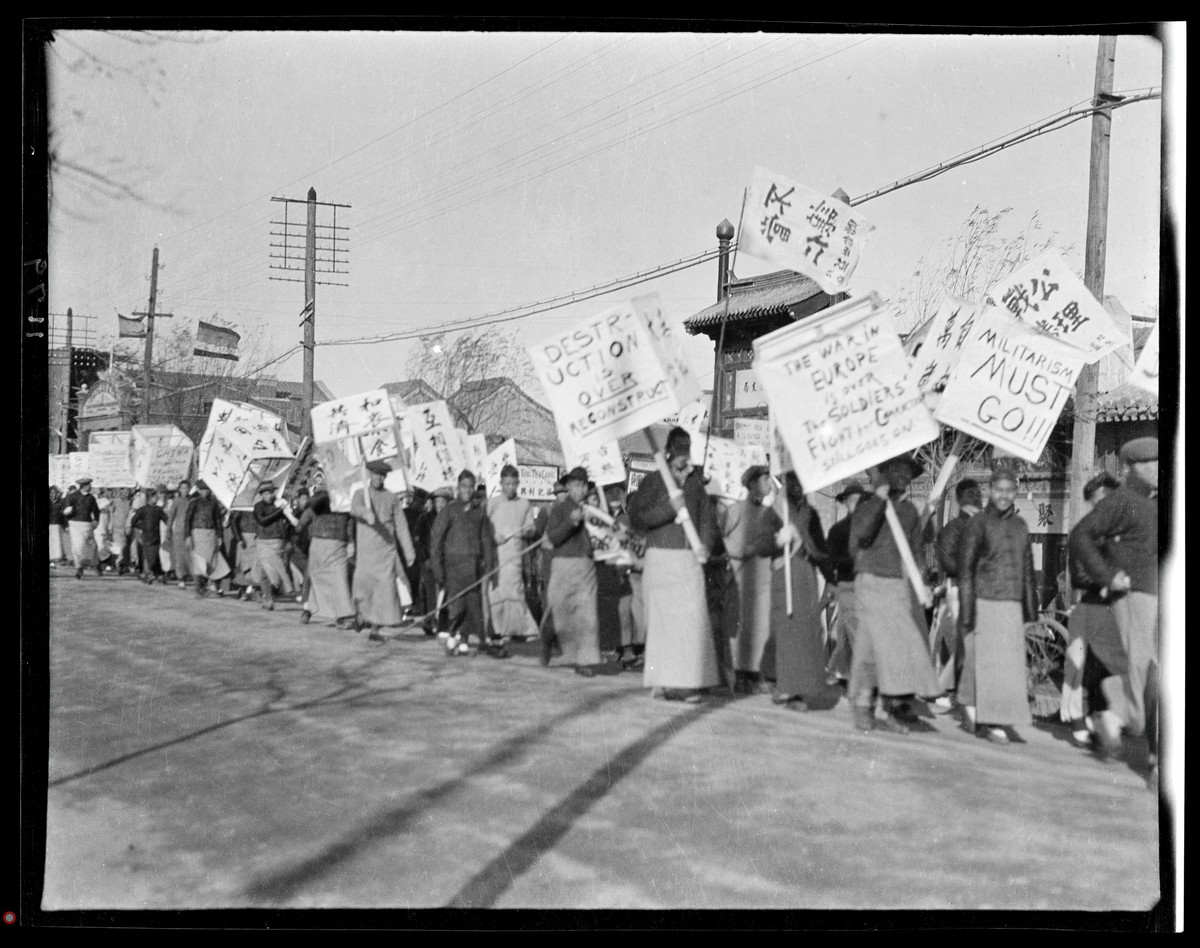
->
[44,27,1174,401]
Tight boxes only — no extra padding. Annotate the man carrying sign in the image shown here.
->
[351,460,417,639]
[848,454,941,734]
[627,427,722,702]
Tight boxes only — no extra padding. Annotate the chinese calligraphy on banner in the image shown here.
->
[935,306,1085,463]
[911,297,987,393]
[199,420,294,510]
[1128,320,1160,397]
[311,389,396,446]
[88,441,135,488]
[733,418,771,464]
[565,438,626,486]
[198,399,285,471]
[529,295,693,452]
[740,165,875,295]
[484,438,519,497]
[49,454,70,489]
[518,465,560,502]
[985,249,1126,361]
[632,293,704,410]
[68,452,90,482]
[753,295,940,493]
[406,400,466,491]
[694,435,753,502]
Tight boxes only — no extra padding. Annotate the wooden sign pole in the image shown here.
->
[644,427,707,564]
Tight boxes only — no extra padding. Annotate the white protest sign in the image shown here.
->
[676,399,710,439]
[632,293,704,409]
[565,438,626,486]
[529,296,688,453]
[627,463,655,495]
[484,439,519,497]
[49,454,70,488]
[519,464,560,502]
[734,418,771,464]
[935,306,1085,463]
[985,249,1126,361]
[406,401,467,491]
[696,435,751,502]
[312,440,364,513]
[198,400,285,471]
[1128,320,1160,397]
[68,452,90,482]
[131,426,195,488]
[88,442,135,487]
[465,433,489,485]
[311,389,395,446]
[911,296,987,393]
[740,165,875,295]
[753,294,940,493]
[199,420,293,509]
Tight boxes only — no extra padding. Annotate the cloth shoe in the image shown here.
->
[852,706,876,732]
[877,713,910,735]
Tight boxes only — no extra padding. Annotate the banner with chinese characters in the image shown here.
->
[935,306,1085,463]
[632,293,704,410]
[484,438,519,497]
[198,420,294,510]
[529,294,695,453]
[911,297,986,394]
[405,400,467,491]
[67,451,91,483]
[518,464,560,502]
[198,399,286,472]
[984,249,1126,361]
[564,438,626,486]
[1128,320,1160,397]
[311,389,396,447]
[461,432,489,486]
[740,165,875,295]
[733,418,771,464]
[88,439,135,488]
[49,454,70,489]
[131,426,195,489]
[754,294,940,493]
[694,434,753,502]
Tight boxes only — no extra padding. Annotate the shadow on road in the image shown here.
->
[445,700,721,908]
[240,689,636,904]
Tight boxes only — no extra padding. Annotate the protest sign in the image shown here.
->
[753,294,940,493]
[465,433,489,485]
[67,452,90,482]
[88,440,135,488]
[733,418,770,465]
[198,419,292,509]
[406,400,467,491]
[1128,320,1159,397]
[564,438,626,486]
[312,440,364,513]
[985,249,1126,361]
[519,464,560,502]
[740,165,875,295]
[911,296,986,393]
[49,454,70,489]
[632,293,704,410]
[529,296,689,452]
[198,400,285,471]
[935,306,1085,463]
[695,434,751,502]
[676,399,710,439]
[131,426,195,488]
[484,439,519,497]
[311,389,395,446]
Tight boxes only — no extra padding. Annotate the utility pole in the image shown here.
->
[134,247,174,424]
[1068,35,1117,532]
[60,307,73,453]
[270,190,350,439]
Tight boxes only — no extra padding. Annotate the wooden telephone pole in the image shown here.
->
[135,247,174,424]
[1068,35,1117,530]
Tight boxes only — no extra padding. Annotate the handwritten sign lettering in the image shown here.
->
[935,306,1085,463]
[740,165,875,295]
[311,389,395,446]
[911,296,986,394]
[518,465,560,502]
[405,401,466,491]
[565,438,626,486]
[754,295,940,493]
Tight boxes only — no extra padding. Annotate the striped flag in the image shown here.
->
[193,320,241,361]
[117,313,146,338]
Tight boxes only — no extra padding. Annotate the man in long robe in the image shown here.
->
[170,479,194,588]
[253,481,294,611]
[724,465,776,695]
[64,477,102,580]
[352,460,417,640]
[486,464,540,641]
[186,479,230,598]
[825,481,868,685]
[431,470,499,656]
[544,466,604,675]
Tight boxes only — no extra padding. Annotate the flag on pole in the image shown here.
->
[117,313,146,338]
[193,320,241,361]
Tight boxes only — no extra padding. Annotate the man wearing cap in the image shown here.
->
[628,427,723,702]
[430,470,498,656]
[1069,437,1160,781]
[130,487,168,584]
[487,464,540,642]
[825,480,869,685]
[351,460,417,639]
[185,480,230,598]
[848,454,941,733]
[930,478,984,702]
[169,479,195,589]
[63,476,102,580]
[543,466,604,675]
[722,464,776,695]
[957,469,1038,744]
[252,481,295,611]
[417,487,452,635]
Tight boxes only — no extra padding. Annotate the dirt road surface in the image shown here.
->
[41,571,1161,912]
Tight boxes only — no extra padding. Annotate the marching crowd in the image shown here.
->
[49,429,1161,783]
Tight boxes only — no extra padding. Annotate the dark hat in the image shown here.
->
[1119,437,1158,464]
[552,480,567,494]
[835,481,869,502]
[954,478,983,506]
[882,453,925,478]
[564,466,588,485]
[365,459,392,475]
[195,478,209,491]
[257,480,277,494]
[741,464,771,489]
[156,483,169,494]
[432,486,454,500]
[78,476,93,486]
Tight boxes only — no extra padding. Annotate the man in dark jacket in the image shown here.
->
[957,469,1038,744]
[1068,437,1160,782]
[544,467,605,675]
[185,480,228,598]
[64,477,103,580]
[131,488,168,585]
[931,478,983,701]
[825,481,868,685]
[430,470,499,657]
